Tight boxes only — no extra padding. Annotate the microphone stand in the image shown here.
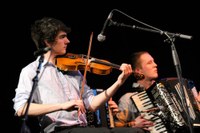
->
[165,34,194,133]
[20,55,44,133]
[110,20,194,133]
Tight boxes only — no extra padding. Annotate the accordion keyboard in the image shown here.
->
[131,91,168,133]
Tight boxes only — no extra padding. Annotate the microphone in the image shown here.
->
[97,12,113,42]
[34,47,51,56]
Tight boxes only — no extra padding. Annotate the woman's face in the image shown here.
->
[139,53,158,80]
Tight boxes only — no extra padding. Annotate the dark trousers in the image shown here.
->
[55,127,109,133]
[55,127,145,133]
[111,127,145,133]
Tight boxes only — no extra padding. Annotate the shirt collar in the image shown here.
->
[36,56,56,68]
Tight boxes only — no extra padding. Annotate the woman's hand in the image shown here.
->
[108,98,120,116]
[134,114,154,131]
[195,91,200,103]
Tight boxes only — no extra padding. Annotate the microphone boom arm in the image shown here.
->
[111,20,193,40]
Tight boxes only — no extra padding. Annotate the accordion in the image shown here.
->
[131,82,186,133]
[159,78,200,127]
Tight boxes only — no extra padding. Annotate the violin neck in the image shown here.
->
[91,58,120,69]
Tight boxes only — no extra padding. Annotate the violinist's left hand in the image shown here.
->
[117,63,132,85]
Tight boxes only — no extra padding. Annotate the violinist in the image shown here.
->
[12,17,145,133]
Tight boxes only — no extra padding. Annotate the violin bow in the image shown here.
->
[80,32,93,99]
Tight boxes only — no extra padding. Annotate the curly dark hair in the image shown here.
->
[31,17,71,49]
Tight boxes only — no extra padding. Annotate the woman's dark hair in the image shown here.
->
[31,17,71,49]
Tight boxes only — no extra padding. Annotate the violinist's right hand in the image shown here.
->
[62,100,86,114]
[117,63,132,85]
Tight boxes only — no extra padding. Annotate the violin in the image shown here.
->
[56,53,120,75]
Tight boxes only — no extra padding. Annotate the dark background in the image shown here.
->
[2,1,200,132]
